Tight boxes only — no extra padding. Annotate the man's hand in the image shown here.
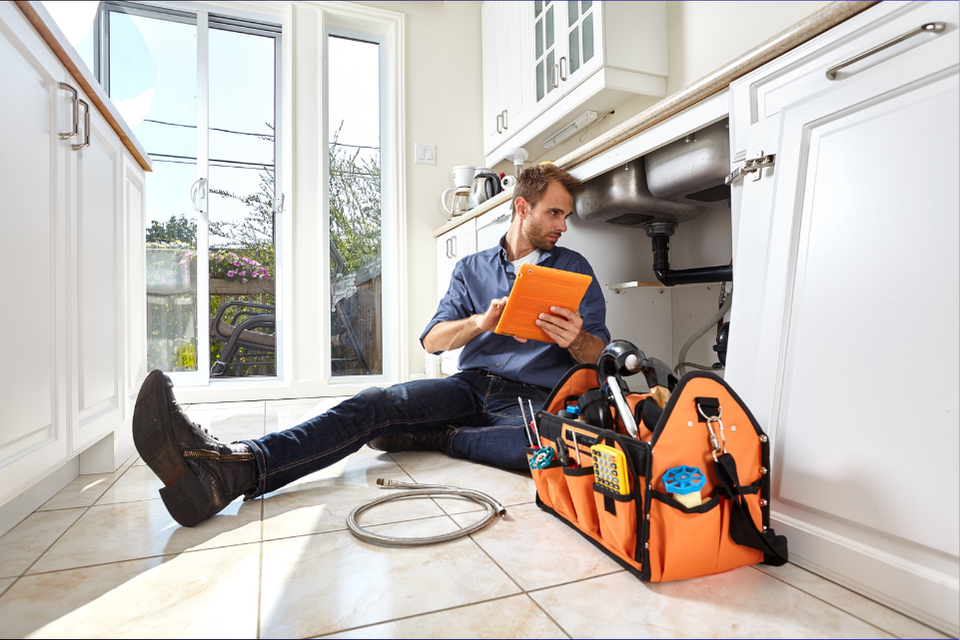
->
[537,306,605,363]
[474,297,509,333]
[422,297,510,354]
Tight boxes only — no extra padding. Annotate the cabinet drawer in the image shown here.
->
[730,1,956,156]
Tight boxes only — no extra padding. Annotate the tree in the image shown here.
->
[146,214,197,245]
[328,121,381,274]
[207,121,382,277]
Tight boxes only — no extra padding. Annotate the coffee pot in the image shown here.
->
[442,165,476,217]
[441,186,472,217]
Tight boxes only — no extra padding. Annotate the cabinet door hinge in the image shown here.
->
[726,151,777,185]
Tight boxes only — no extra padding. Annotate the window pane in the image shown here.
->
[207,27,278,378]
[109,10,200,373]
[328,35,382,376]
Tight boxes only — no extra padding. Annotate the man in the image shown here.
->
[133,164,610,527]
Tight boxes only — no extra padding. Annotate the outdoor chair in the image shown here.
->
[209,300,276,377]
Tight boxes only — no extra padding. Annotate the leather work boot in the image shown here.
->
[368,427,454,454]
[133,370,258,527]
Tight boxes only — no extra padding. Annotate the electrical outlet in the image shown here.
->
[414,142,436,165]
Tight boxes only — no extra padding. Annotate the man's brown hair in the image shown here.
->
[512,163,584,217]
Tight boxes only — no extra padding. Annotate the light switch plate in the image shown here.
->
[414,142,436,165]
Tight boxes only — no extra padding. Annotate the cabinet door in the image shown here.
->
[531,0,564,114]
[69,88,125,453]
[481,1,503,155]
[560,1,602,90]
[0,3,70,503]
[435,221,476,375]
[733,19,959,635]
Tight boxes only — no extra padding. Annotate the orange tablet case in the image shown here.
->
[494,264,593,343]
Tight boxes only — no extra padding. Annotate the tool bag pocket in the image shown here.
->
[646,490,722,582]
[526,446,576,523]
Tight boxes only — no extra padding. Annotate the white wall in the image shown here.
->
[356,0,484,376]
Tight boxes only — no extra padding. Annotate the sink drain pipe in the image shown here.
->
[645,221,732,287]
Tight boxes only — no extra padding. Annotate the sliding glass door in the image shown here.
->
[98,2,281,385]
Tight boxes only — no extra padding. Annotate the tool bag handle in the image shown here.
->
[713,452,789,566]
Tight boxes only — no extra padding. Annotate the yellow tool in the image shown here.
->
[591,444,630,495]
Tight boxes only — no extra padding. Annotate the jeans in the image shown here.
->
[241,370,549,498]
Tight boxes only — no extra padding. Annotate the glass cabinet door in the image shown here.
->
[532,1,560,106]
[565,1,600,83]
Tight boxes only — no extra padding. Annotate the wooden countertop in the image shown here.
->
[15,1,153,172]
[434,0,879,238]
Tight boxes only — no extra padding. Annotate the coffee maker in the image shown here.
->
[441,165,474,217]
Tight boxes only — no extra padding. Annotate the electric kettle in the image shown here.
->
[469,169,503,209]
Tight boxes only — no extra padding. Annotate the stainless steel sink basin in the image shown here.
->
[644,119,730,208]
[575,156,705,227]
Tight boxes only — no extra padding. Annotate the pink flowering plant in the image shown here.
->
[207,251,271,284]
[173,250,271,284]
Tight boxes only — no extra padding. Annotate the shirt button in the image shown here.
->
[495,363,500,367]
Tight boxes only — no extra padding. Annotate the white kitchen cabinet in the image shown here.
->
[726,2,959,634]
[482,1,667,164]
[481,1,533,154]
[0,2,147,512]
[435,217,477,375]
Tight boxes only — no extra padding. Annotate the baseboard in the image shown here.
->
[774,516,959,637]
[0,458,79,539]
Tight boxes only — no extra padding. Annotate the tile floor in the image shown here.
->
[0,397,950,639]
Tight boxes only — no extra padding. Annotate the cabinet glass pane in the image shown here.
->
[546,5,554,49]
[535,1,542,18]
[536,60,545,102]
[582,1,592,12]
[547,50,555,94]
[535,17,543,59]
[569,27,580,75]
[582,12,594,64]
[568,1,578,25]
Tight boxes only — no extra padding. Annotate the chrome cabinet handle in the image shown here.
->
[496,112,503,134]
[72,99,90,150]
[501,109,508,130]
[559,56,567,81]
[826,22,945,80]
[57,82,78,140]
[551,63,560,88]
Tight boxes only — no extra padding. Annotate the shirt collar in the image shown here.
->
[497,234,553,264]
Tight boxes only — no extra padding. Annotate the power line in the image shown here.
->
[143,118,274,139]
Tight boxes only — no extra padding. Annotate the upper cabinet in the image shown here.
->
[482,1,667,165]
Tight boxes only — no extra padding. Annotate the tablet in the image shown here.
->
[494,264,593,343]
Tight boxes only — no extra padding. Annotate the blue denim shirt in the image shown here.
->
[421,237,610,389]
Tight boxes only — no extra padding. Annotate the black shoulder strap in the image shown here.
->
[714,452,789,566]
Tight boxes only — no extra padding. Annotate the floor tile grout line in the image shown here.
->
[14,464,136,581]
[747,564,911,639]
[462,529,576,639]
[309,592,555,638]
[257,495,264,640]
[15,538,265,579]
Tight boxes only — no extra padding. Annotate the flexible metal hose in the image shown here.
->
[346,479,507,547]
[675,291,733,377]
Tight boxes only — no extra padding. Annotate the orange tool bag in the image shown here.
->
[527,343,788,582]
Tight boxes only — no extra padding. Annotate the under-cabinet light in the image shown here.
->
[543,110,598,149]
